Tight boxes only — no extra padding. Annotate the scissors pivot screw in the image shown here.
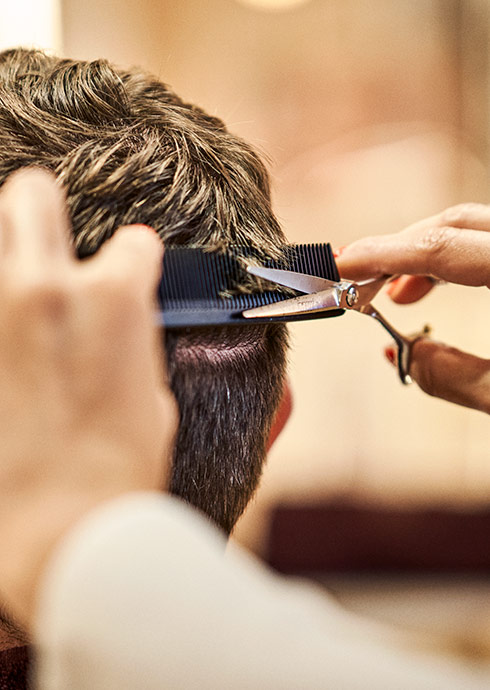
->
[345,286,359,307]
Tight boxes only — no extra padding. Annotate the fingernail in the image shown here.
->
[386,276,403,297]
[333,245,346,259]
[384,346,396,365]
[137,224,159,236]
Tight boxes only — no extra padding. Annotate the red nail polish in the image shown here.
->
[333,245,346,259]
[386,276,403,297]
[384,346,396,365]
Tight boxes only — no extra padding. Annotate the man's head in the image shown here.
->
[0,48,288,534]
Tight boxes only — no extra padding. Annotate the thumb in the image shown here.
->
[408,339,490,414]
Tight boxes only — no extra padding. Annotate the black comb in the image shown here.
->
[158,243,344,328]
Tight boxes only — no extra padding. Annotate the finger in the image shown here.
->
[336,224,490,287]
[0,168,73,266]
[72,226,167,402]
[386,275,435,304]
[80,225,166,384]
[440,202,490,232]
[408,339,490,414]
[86,225,164,302]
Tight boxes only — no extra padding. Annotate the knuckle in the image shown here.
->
[411,341,443,398]
[439,202,485,227]
[416,366,440,399]
[11,277,68,318]
[414,225,455,271]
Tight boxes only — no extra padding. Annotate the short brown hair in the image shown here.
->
[0,48,288,533]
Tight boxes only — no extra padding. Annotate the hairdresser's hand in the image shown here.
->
[336,203,490,414]
[0,169,178,629]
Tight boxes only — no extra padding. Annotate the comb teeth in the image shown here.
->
[274,243,340,282]
[159,243,343,328]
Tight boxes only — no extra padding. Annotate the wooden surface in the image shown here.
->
[267,502,490,573]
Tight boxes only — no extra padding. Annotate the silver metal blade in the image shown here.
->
[243,287,342,319]
[353,276,393,307]
[247,265,338,294]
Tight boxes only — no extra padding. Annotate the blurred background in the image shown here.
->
[3,0,490,661]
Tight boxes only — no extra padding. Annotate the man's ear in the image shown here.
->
[267,380,293,451]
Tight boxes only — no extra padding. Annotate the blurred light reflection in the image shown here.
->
[0,0,61,53]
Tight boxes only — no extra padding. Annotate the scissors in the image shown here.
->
[243,266,431,384]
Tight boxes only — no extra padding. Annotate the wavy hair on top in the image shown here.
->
[0,48,288,534]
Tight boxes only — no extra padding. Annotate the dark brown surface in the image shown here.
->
[266,502,490,574]
[0,646,30,690]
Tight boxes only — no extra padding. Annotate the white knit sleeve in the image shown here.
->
[34,492,490,690]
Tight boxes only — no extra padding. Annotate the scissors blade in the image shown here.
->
[243,287,343,319]
[245,265,394,317]
[247,265,338,294]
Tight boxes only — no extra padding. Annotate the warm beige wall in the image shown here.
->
[62,0,169,74]
[61,0,490,554]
